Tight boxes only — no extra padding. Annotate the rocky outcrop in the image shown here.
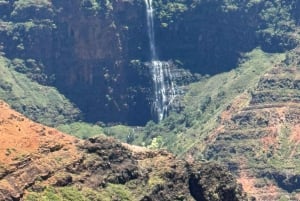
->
[189,163,249,201]
[0,100,249,201]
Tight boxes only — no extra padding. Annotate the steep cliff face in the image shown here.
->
[0,0,153,125]
[1,0,300,200]
[0,100,249,201]
[1,0,298,125]
[49,0,153,125]
[154,0,299,74]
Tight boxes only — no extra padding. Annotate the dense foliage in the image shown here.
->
[0,0,300,199]
[120,48,285,155]
[0,56,80,126]
[154,0,299,74]
[0,0,299,125]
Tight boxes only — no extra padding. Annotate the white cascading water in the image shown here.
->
[145,0,157,60]
[144,0,176,121]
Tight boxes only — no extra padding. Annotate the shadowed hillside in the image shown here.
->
[0,0,299,125]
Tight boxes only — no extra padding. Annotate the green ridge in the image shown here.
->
[0,56,80,126]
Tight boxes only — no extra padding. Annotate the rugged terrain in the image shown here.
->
[203,48,300,200]
[0,0,300,200]
[0,100,249,201]
[0,0,153,125]
[0,0,299,125]
[119,48,300,200]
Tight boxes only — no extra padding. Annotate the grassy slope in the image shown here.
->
[54,49,286,161]
[0,56,80,126]
[56,122,103,139]
[25,185,135,201]
[172,48,286,157]
[114,48,286,158]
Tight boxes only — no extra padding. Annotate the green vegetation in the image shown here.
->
[147,135,164,149]
[154,0,188,27]
[0,0,299,198]
[25,184,135,201]
[98,183,135,201]
[1,0,298,128]
[170,49,284,156]
[80,0,101,13]
[266,124,300,173]
[103,125,136,143]
[57,122,103,139]
[148,175,165,188]
[121,48,285,158]
[257,0,299,49]
[11,0,54,20]
[79,0,114,16]
[11,0,52,16]
[230,0,300,49]
[154,0,299,49]
[0,56,80,126]
[25,186,90,201]
[13,0,51,9]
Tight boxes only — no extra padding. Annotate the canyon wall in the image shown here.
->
[0,0,298,125]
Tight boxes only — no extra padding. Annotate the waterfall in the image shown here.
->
[144,0,176,121]
[151,61,176,121]
[145,0,157,59]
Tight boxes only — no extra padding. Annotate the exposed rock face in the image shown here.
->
[189,163,249,201]
[0,100,249,201]
[0,101,81,200]
[201,49,300,200]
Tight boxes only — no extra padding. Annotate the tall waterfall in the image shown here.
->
[145,0,157,60]
[144,0,176,121]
